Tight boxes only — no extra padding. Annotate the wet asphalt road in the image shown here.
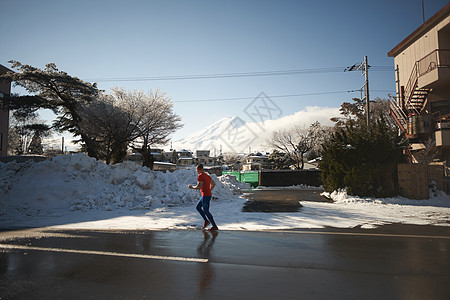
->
[1,189,450,299]
[1,225,449,300]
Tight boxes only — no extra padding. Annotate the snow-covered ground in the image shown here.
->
[1,153,449,230]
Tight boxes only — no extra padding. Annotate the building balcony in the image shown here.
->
[418,49,450,90]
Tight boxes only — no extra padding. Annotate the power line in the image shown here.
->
[85,66,393,82]
[172,89,394,103]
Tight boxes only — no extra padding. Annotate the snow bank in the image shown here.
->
[322,189,450,208]
[1,154,449,230]
[0,154,240,215]
[219,174,251,191]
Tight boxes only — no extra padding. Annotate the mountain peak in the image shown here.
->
[172,107,339,153]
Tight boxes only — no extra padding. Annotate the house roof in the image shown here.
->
[387,3,450,57]
[0,64,12,74]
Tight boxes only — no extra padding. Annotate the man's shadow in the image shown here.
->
[197,230,219,293]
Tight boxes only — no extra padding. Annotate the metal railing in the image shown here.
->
[418,49,450,77]
[389,98,407,132]
[402,49,450,115]
[404,62,418,96]
[403,62,421,115]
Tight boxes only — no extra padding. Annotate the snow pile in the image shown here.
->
[219,174,251,192]
[322,189,450,208]
[0,154,238,215]
[1,154,450,230]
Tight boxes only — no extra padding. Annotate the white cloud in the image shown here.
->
[173,106,340,153]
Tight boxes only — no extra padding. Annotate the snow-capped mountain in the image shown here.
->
[172,116,244,153]
[172,106,339,153]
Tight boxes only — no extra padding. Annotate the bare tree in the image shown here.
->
[307,121,333,159]
[268,122,328,169]
[269,127,303,169]
[78,92,135,164]
[78,87,182,167]
[72,86,183,166]
[111,88,183,168]
[222,152,241,165]
[8,109,51,155]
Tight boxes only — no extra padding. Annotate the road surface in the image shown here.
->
[1,225,449,299]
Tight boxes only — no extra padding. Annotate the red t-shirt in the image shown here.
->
[197,172,212,196]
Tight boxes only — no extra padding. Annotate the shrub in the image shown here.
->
[320,116,406,197]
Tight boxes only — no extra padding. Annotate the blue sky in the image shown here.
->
[1,0,449,142]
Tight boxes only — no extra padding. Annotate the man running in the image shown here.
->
[188,164,219,231]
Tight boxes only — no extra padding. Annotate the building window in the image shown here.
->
[0,133,2,151]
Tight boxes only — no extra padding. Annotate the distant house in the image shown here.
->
[177,157,194,167]
[178,149,193,158]
[175,149,193,167]
[0,64,12,156]
[127,152,177,172]
[196,150,210,158]
[242,155,269,171]
[196,150,216,166]
[388,3,450,163]
[164,150,179,164]
[153,162,177,172]
[127,149,164,162]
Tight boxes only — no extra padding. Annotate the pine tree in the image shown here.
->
[321,115,406,197]
[1,61,100,158]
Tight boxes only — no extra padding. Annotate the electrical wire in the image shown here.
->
[173,89,394,103]
[86,66,393,82]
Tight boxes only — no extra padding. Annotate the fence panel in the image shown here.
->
[223,171,259,187]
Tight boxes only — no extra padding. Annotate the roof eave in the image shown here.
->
[387,3,450,57]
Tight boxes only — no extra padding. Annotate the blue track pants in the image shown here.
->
[196,196,217,227]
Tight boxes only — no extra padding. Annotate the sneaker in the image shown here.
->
[201,220,210,229]
[208,226,219,231]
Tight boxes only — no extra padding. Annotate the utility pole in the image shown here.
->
[345,56,370,127]
[364,55,370,127]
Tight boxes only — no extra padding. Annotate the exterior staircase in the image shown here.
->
[389,99,407,132]
[389,61,432,163]
[408,87,430,112]
[389,61,431,134]
[403,61,431,115]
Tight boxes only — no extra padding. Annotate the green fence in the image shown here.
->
[223,171,259,188]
